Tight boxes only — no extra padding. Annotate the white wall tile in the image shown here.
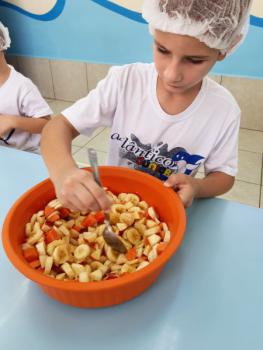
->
[86,63,111,91]
[208,75,222,84]
[51,60,88,101]
[17,57,54,99]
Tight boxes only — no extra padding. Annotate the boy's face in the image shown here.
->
[153,30,225,95]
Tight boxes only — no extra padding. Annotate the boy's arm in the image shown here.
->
[0,114,50,135]
[164,172,234,208]
[41,115,112,212]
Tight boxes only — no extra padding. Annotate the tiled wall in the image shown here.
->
[6,55,263,132]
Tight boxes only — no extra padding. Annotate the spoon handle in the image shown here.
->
[87,148,102,186]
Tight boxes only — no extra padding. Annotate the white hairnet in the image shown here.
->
[0,22,11,51]
[142,0,252,54]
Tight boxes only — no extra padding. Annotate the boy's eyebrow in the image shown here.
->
[154,39,210,59]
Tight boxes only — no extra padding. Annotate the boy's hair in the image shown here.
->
[142,0,253,54]
[0,22,11,51]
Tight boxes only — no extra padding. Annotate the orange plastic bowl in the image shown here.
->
[2,166,186,308]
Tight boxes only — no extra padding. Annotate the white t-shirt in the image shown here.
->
[0,65,52,153]
[62,63,240,181]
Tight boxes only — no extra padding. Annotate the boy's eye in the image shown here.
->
[157,46,168,54]
[187,58,204,64]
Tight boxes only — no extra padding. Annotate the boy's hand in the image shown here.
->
[164,173,200,208]
[53,167,112,212]
[0,115,15,137]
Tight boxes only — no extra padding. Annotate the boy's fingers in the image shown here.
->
[164,174,182,188]
[82,176,112,211]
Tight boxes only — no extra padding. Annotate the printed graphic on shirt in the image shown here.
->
[111,133,205,180]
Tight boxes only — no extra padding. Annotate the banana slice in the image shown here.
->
[58,225,70,236]
[146,220,158,228]
[83,231,97,243]
[72,263,86,276]
[119,212,135,226]
[47,239,64,256]
[105,246,118,262]
[138,201,148,210]
[144,226,160,237]
[126,228,141,245]
[90,269,103,281]
[61,262,75,279]
[79,271,90,283]
[148,207,160,224]
[90,248,102,261]
[53,244,69,264]
[126,194,140,205]
[39,255,47,269]
[116,222,128,231]
[147,234,161,247]
[44,256,53,275]
[56,273,66,280]
[27,230,43,245]
[134,222,146,235]
[164,230,171,243]
[116,254,127,265]
[25,223,33,237]
[109,212,120,224]
[137,261,150,270]
[35,241,46,256]
[148,247,158,262]
[74,244,90,261]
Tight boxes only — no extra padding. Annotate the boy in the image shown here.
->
[0,22,52,153]
[41,0,252,210]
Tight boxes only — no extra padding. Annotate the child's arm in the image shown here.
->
[41,115,112,212]
[0,114,50,136]
[164,172,234,208]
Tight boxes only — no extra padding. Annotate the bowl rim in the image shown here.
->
[2,166,186,291]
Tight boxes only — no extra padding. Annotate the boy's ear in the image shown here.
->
[217,52,226,62]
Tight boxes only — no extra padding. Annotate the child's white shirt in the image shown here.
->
[62,63,240,181]
[0,65,52,153]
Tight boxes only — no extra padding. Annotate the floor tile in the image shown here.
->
[83,128,110,152]
[237,150,262,184]
[73,147,107,166]
[239,129,263,153]
[46,99,73,116]
[72,145,81,155]
[72,127,105,147]
[218,180,260,208]
[51,60,88,102]
[221,76,263,132]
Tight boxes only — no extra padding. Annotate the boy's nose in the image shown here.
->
[164,60,183,83]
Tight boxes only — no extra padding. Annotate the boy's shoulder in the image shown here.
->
[205,76,240,113]
[109,62,154,79]
[8,65,36,92]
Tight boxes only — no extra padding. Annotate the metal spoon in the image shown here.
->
[87,148,127,254]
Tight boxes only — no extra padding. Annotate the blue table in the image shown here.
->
[1,146,263,350]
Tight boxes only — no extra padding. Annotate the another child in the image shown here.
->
[41,0,252,210]
[0,22,52,153]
